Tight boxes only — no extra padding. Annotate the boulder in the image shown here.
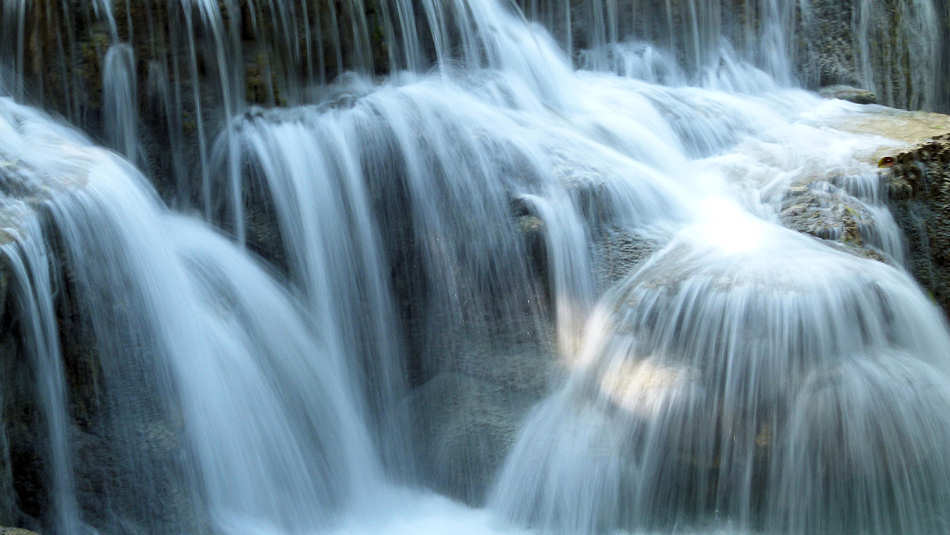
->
[779,180,885,262]
[408,371,541,504]
[819,85,877,105]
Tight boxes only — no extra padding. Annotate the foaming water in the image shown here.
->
[1,0,950,534]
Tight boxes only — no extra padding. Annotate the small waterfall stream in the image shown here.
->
[1,1,950,534]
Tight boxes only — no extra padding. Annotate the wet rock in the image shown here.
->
[0,262,45,528]
[0,528,39,535]
[796,0,862,89]
[0,275,17,525]
[798,0,946,110]
[0,195,196,532]
[592,227,659,289]
[408,372,540,504]
[518,214,547,284]
[882,133,950,317]
[781,181,872,246]
[779,180,888,263]
[819,85,877,105]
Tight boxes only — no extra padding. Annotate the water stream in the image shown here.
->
[1,1,949,534]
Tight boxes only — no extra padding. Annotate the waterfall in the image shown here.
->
[491,221,950,532]
[0,98,381,532]
[852,0,940,110]
[1,1,950,534]
[3,215,79,534]
[102,43,138,164]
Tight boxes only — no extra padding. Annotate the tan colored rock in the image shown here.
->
[819,85,876,104]
[833,109,950,162]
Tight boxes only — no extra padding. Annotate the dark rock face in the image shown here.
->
[0,189,197,532]
[592,227,659,290]
[798,0,946,111]
[796,0,861,89]
[883,134,950,317]
[0,254,44,530]
[409,369,545,504]
[0,0,403,209]
[938,0,950,112]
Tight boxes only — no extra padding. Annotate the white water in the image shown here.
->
[1,1,949,534]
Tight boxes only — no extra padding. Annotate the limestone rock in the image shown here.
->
[882,133,950,317]
[592,227,659,290]
[819,85,877,105]
[0,527,39,535]
[408,372,540,504]
[781,181,873,246]
[779,180,890,263]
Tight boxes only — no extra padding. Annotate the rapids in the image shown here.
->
[1,1,949,534]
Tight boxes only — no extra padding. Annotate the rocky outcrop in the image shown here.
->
[779,180,888,263]
[782,182,872,245]
[0,527,39,535]
[818,85,877,104]
[882,134,950,317]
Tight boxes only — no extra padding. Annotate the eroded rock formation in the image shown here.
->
[883,134,950,317]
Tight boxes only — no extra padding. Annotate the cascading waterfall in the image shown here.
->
[492,220,950,532]
[2,215,79,535]
[1,0,950,534]
[851,0,940,111]
[0,98,383,533]
[102,43,138,164]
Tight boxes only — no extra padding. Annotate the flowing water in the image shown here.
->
[1,1,950,534]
